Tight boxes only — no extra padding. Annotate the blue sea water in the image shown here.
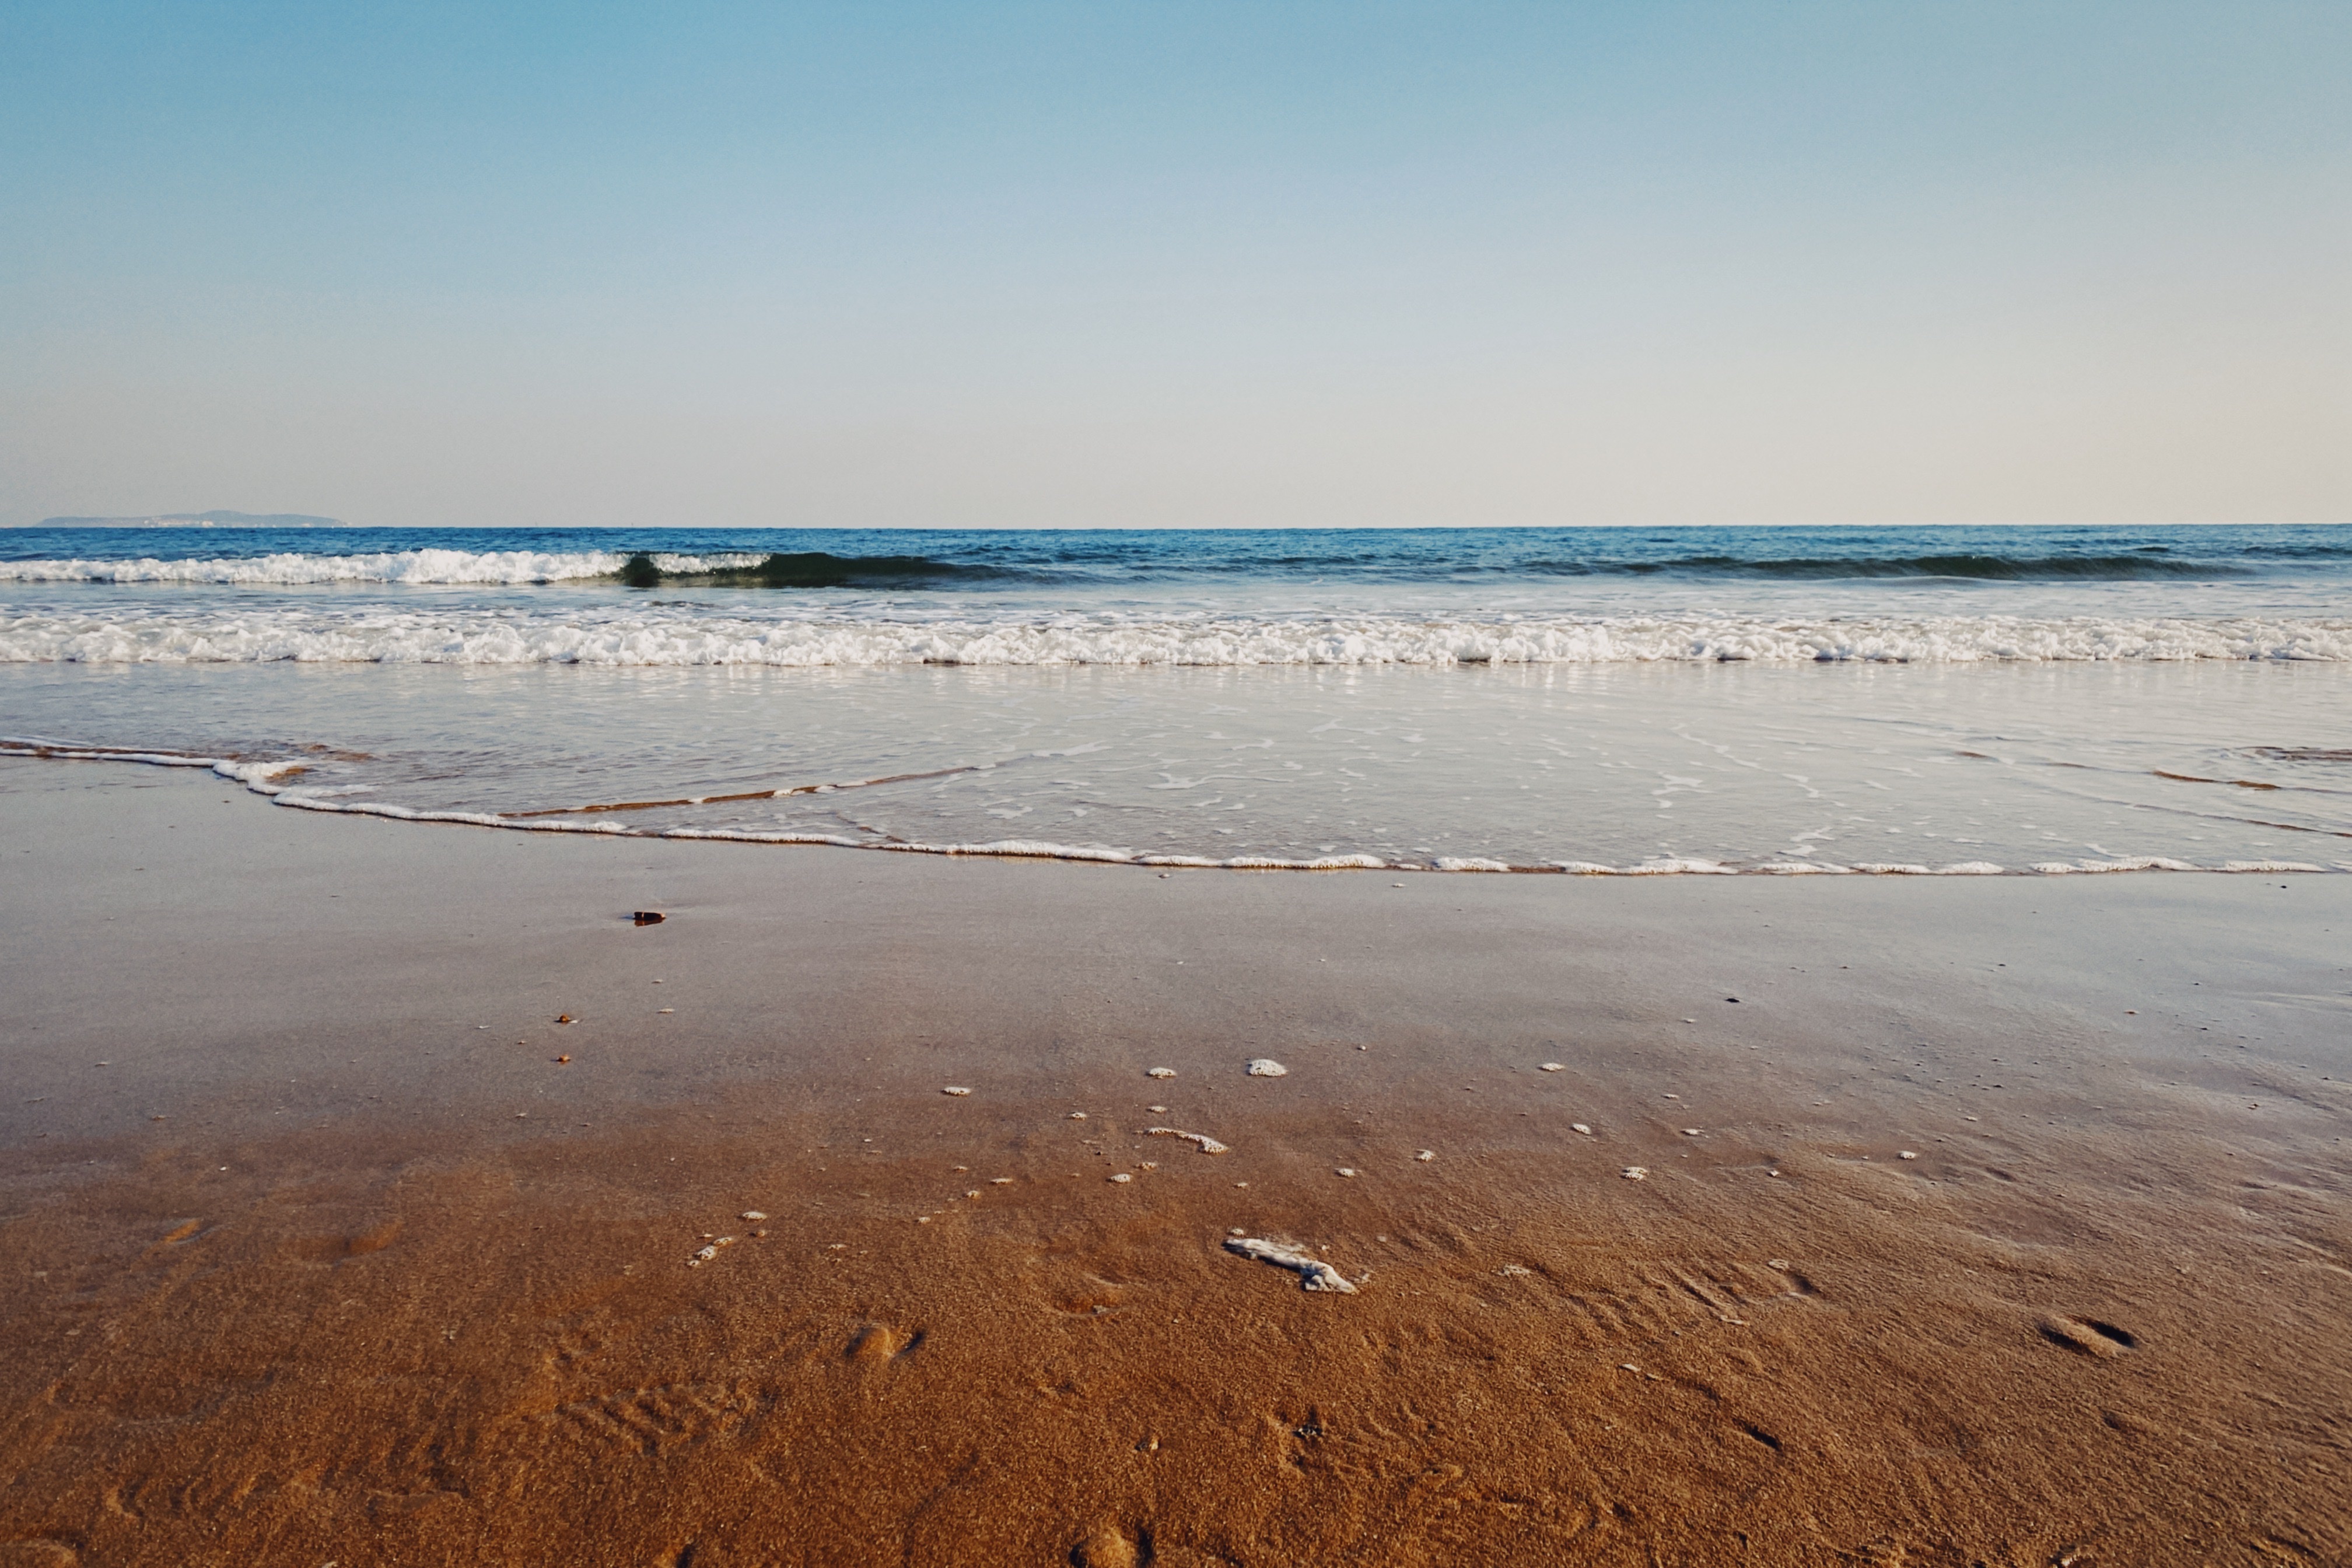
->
[4,524,2348,873]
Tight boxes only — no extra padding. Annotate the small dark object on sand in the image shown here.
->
[632,911,666,925]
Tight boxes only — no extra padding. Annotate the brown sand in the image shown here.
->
[2,760,2348,1565]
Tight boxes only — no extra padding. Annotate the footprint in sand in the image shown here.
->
[287,1219,402,1264]
[549,1382,755,1459]
[846,1322,926,1363]
[0,1543,79,1567]
[2039,1315,2138,1359]
[1070,1525,1151,1567]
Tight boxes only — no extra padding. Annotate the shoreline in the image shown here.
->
[4,742,2344,877]
[3,759,2347,1563]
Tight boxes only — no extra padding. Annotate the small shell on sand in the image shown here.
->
[1246,1058,1287,1077]
[1621,1166,1648,1181]
[686,1236,737,1268]
[1146,1067,1177,1079]
[1498,1264,1532,1277]
[942,1086,973,1097]
[1147,1105,1169,1114]
[1571,1123,1592,1135]
[1540,1062,1565,1072]
[1899,1150,1919,1160]
[1144,1127,1230,1154]
[1415,1149,1435,1161]
[1681,1128,1703,1136]
[1068,1111,1087,1119]
[965,1189,982,1198]
[1109,1172,1133,1184]
[1335,1167,1357,1178]
[740,1210,768,1222]
[1225,1236,1358,1294]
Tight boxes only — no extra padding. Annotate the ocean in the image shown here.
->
[4,523,2348,875]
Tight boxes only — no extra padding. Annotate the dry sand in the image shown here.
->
[1,758,2347,1566]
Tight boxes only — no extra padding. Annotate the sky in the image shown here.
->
[1,2,2346,528]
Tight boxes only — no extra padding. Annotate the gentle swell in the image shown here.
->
[0,544,2325,585]
[1632,552,2255,580]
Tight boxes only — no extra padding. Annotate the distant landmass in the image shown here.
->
[34,510,346,528]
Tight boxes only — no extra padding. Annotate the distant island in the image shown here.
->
[34,510,346,528]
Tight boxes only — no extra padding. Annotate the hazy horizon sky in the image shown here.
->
[3,2,2346,530]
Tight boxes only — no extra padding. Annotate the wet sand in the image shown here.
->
[2,758,2348,1566]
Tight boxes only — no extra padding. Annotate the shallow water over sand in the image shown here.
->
[6,658,2347,871]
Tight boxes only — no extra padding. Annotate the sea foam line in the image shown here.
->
[4,609,2349,664]
[3,738,2338,875]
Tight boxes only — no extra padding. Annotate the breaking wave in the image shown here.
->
[0,548,675,584]
[0,538,2336,587]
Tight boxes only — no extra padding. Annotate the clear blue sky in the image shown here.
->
[2,2,2345,527]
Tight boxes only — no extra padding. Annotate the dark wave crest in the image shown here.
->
[620,552,993,589]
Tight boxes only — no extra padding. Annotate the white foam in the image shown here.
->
[0,736,222,768]
[1143,1127,1230,1155]
[4,604,2346,666]
[1849,861,2010,875]
[1223,1237,1357,1293]
[0,550,757,586]
[1618,858,1739,876]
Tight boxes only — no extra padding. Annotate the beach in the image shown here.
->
[11,0,2351,1557]
[4,758,2346,1565]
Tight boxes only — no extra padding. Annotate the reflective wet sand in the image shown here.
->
[2,761,2347,1563]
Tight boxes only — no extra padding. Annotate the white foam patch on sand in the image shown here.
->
[1224,1237,1357,1293]
[1144,1128,1230,1155]
[4,606,2347,665]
